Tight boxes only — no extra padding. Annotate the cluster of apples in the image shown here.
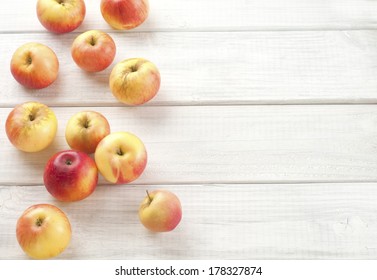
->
[9,0,182,260]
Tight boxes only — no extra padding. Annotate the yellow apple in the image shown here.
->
[71,30,116,72]
[109,58,161,105]
[10,42,59,89]
[65,111,110,154]
[16,204,71,259]
[139,190,182,232]
[94,132,147,184]
[37,0,86,33]
[100,0,149,30]
[5,102,58,152]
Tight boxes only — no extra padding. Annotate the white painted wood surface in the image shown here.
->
[2,183,377,259]
[2,0,377,32]
[2,31,377,106]
[1,105,377,185]
[1,0,377,259]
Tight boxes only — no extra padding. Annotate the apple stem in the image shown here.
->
[36,217,43,227]
[90,36,96,46]
[26,56,32,65]
[146,190,152,204]
[116,148,124,156]
[83,119,90,129]
[131,65,138,72]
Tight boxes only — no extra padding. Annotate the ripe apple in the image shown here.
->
[100,0,149,30]
[44,150,98,202]
[139,190,182,232]
[94,132,147,184]
[5,102,58,152]
[71,30,116,72]
[65,111,111,154]
[16,204,71,259]
[109,58,160,105]
[10,42,59,89]
[36,0,86,33]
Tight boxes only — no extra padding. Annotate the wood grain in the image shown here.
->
[2,31,377,107]
[2,0,377,32]
[1,105,377,185]
[1,183,377,259]
[2,0,377,261]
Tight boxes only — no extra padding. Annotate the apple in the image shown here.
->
[16,204,71,259]
[139,190,182,232]
[109,58,160,105]
[44,150,98,202]
[5,102,58,152]
[36,0,86,33]
[71,30,116,72]
[10,42,59,89]
[65,111,111,153]
[94,132,147,184]
[100,0,149,30]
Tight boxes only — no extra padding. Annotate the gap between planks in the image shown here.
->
[4,102,377,109]
[4,180,377,188]
[3,27,377,35]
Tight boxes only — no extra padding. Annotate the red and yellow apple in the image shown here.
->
[71,30,116,72]
[94,132,147,184]
[36,0,86,33]
[100,0,149,30]
[16,204,71,259]
[109,58,160,105]
[44,150,98,202]
[10,42,59,89]
[139,190,182,232]
[5,102,58,152]
[65,111,110,154]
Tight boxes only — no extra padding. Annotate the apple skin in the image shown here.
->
[65,111,111,154]
[37,0,86,34]
[5,102,58,152]
[94,132,147,184]
[44,150,98,202]
[109,58,160,105]
[71,30,116,72]
[100,0,149,30]
[10,42,59,89]
[16,204,71,259]
[139,190,182,232]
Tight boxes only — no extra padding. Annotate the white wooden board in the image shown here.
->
[1,0,377,260]
[2,31,377,107]
[1,105,377,185]
[1,183,377,259]
[2,0,377,32]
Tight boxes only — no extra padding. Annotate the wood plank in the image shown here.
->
[2,0,377,32]
[1,183,377,259]
[2,31,377,107]
[1,105,377,185]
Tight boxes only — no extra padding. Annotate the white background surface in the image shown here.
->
[1,0,377,259]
